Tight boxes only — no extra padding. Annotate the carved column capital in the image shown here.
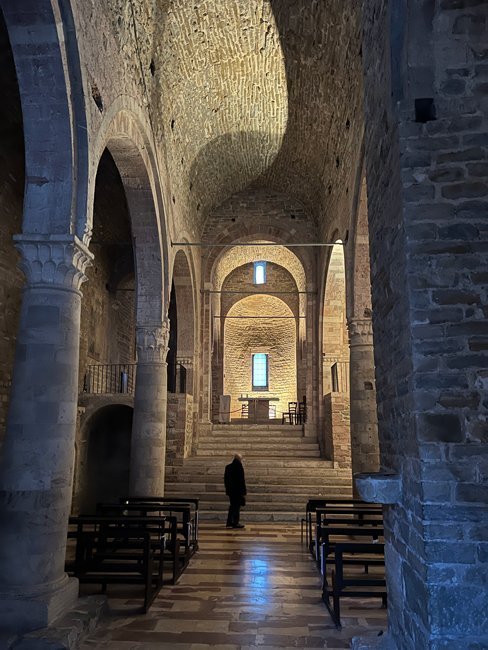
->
[136,320,170,363]
[348,318,374,346]
[14,235,93,292]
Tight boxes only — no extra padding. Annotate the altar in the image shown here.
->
[238,396,279,422]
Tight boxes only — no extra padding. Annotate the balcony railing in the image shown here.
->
[83,364,137,395]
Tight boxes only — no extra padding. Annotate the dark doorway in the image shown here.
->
[81,405,133,513]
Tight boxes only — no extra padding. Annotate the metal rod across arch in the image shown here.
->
[202,290,316,295]
[214,316,306,319]
[171,242,344,247]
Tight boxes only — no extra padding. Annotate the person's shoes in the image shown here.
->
[232,524,245,529]
[225,524,233,528]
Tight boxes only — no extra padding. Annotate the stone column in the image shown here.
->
[129,321,169,496]
[348,318,380,475]
[0,235,92,633]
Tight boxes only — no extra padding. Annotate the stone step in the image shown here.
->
[212,424,305,432]
[170,457,335,469]
[197,437,313,446]
[198,432,310,447]
[203,430,309,439]
[165,480,351,493]
[195,449,320,457]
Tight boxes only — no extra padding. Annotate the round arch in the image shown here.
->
[78,403,133,513]
[89,105,170,324]
[171,248,197,394]
[224,294,297,419]
[1,0,89,236]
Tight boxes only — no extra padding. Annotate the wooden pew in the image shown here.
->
[308,500,382,560]
[304,498,381,550]
[123,496,199,553]
[97,504,189,583]
[66,515,170,612]
[322,542,386,629]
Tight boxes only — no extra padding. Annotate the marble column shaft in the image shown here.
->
[348,318,380,475]
[129,322,169,496]
[0,236,92,633]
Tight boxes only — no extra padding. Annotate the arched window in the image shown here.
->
[253,261,266,284]
[252,353,269,390]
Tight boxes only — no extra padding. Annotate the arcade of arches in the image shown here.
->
[0,2,486,649]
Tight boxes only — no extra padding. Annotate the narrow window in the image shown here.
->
[253,261,266,284]
[252,353,268,390]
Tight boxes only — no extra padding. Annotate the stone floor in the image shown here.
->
[80,522,387,649]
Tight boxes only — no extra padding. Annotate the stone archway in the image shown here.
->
[224,295,297,420]
[79,404,133,513]
[172,249,196,395]
[90,110,170,498]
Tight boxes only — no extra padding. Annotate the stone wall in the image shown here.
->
[166,393,194,474]
[211,261,301,420]
[362,1,488,647]
[323,392,351,469]
[224,294,297,419]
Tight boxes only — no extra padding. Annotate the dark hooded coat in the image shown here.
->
[224,457,247,498]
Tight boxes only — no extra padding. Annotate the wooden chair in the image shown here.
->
[282,402,298,424]
[297,400,307,424]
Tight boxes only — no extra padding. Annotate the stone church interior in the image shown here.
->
[0,1,486,649]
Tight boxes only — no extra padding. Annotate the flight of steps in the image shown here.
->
[165,423,352,522]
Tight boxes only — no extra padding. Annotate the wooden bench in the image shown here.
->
[66,515,170,612]
[96,504,189,583]
[309,501,382,560]
[321,542,386,629]
[123,496,199,553]
[303,498,381,550]
[315,512,384,562]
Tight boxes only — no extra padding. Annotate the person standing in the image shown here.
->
[224,453,247,529]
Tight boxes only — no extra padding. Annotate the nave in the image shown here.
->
[80,523,386,649]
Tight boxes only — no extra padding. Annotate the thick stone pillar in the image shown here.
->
[129,321,169,496]
[348,318,380,475]
[0,236,92,633]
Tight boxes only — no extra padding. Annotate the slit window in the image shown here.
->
[252,353,269,390]
[253,261,266,284]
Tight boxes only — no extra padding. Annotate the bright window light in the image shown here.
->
[252,353,268,390]
[254,261,266,284]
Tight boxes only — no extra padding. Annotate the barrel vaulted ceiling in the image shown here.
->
[106,0,365,237]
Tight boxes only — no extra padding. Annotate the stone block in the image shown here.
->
[417,413,463,443]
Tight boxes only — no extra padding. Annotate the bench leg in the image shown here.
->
[332,594,342,630]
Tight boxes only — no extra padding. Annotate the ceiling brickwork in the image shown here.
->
[150,0,364,236]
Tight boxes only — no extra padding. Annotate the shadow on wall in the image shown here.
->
[188,130,285,219]
[80,404,133,513]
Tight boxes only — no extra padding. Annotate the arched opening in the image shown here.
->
[0,9,24,446]
[224,295,297,420]
[167,281,178,393]
[80,405,133,512]
[172,250,196,395]
[79,148,136,392]
[322,241,350,467]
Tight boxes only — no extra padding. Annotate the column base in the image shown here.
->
[0,577,79,634]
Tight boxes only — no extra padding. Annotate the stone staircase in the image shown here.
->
[165,423,352,522]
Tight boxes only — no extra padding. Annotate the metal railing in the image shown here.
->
[83,364,137,395]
